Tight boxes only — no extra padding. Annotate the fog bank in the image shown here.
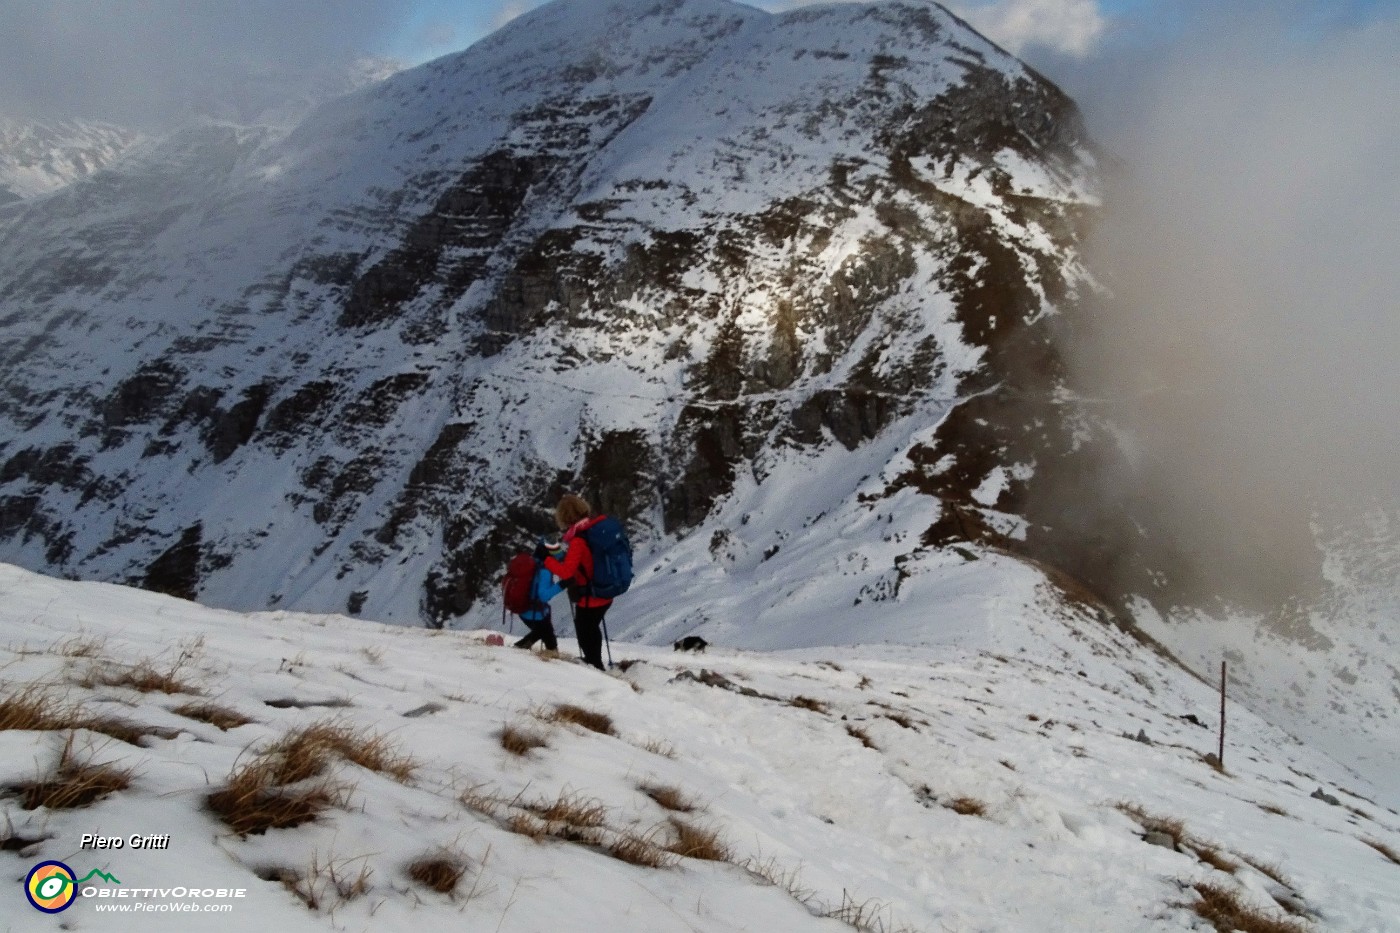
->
[1068,8,1400,612]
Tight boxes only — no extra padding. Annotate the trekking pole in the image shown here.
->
[569,600,583,662]
[602,617,613,669]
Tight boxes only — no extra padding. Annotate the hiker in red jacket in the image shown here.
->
[538,493,610,671]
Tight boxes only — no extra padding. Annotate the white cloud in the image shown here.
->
[490,1,535,31]
[758,0,1109,59]
[1066,10,1400,605]
[415,20,461,54]
[948,0,1108,58]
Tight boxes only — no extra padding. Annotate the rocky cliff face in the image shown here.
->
[0,0,1103,628]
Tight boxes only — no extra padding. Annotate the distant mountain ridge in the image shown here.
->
[0,118,144,200]
[0,57,400,202]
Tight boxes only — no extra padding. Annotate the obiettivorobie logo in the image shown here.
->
[24,859,248,915]
[24,861,121,913]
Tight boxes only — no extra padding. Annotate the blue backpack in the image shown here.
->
[580,515,633,599]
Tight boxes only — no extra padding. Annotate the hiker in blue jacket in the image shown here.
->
[515,542,565,651]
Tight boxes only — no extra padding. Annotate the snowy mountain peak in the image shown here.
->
[0,0,1092,623]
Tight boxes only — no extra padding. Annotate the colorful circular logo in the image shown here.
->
[25,860,78,913]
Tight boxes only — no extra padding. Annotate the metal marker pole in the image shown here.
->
[1219,660,1227,770]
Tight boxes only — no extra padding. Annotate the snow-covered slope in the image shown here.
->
[2,563,1397,932]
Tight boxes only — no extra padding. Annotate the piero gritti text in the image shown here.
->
[80,833,171,850]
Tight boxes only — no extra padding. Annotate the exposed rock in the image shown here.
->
[204,383,275,464]
[141,523,203,601]
[1143,831,1176,851]
[1311,787,1341,806]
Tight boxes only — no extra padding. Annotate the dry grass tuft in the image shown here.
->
[666,818,731,862]
[640,737,677,759]
[846,724,878,750]
[207,766,347,836]
[0,687,74,732]
[505,811,550,841]
[500,723,549,756]
[15,735,133,810]
[946,796,987,817]
[504,810,604,846]
[1186,882,1311,933]
[0,818,46,853]
[54,635,106,658]
[788,696,829,714]
[501,793,677,868]
[744,857,924,932]
[86,715,180,745]
[1257,802,1290,817]
[82,658,201,695]
[266,853,372,910]
[259,729,335,785]
[273,721,416,782]
[641,783,696,813]
[742,856,819,909]
[607,830,678,868]
[1235,854,1298,891]
[460,784,503,818]
[1192,843,1240,874]
[541,703,615,736]
[1,686,175,745]
[516,791,610,847]
[459,782,705,873]
[1116,802,1188,848]
[204,722,404,835]
[882,712,915,730]
[525,792,608,828]
[824,890,897,933]
[172,701,254,731]
[407,853,469,894]
[255,866,309,907]
[307,851,372,904]
[1362,838,1400,865]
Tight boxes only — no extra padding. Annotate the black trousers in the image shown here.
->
[573,603,609,670]
[515,613,557,651]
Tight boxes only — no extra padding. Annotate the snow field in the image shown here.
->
[2,562,1398,932]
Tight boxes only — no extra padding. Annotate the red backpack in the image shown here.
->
[502,553,538,614]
